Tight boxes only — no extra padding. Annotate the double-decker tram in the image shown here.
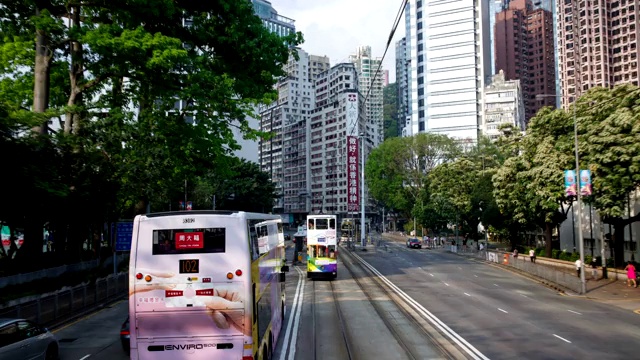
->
[340,217,370,244]
[306,214,338,279]
[128,210,288,360]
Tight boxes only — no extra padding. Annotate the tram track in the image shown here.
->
[310,277,354,360]
[338,242,463,360]
[329,280,354,360]
[339,246,425,360]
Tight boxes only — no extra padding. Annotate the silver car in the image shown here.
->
[0,318,59,360]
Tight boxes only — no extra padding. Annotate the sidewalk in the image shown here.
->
[381,232,640,313]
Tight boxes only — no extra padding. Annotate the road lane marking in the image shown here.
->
[474,275,478,277]
[79,355,91,360]
[464,293,471,297]
[520,294,528,298]
[430,273,434,277]
[493,284,499,287]
[287,267,306,360]
[351,252,490,360]
[567,310,582,315]
[278,266,305,360]
[553,334,572,343]
[498,308,508,313]
[443,282,450,286]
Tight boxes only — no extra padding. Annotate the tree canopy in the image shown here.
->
[0,1,302,270]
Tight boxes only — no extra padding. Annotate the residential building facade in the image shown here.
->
[235,1,296,163]
[251,0,296,37]
[494,0,556,123]
[557,0,639,108]
[258,48,326,219]
[483,70,525,140]
[349,46,385,147]
[396,37,411,138]
[403,0,491,143]
[311,64,372,216]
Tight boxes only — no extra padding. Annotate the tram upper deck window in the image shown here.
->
[315,219,328,230]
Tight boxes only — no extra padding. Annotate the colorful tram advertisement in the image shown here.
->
[306,215,338,279]
[128,210,288,360]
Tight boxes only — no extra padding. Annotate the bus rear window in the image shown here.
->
[152,228,225,255]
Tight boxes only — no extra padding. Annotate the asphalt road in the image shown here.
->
[360,241,640,360]
[54,299,129,360]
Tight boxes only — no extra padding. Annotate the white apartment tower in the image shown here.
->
[311,63,372,216]
[403,0,491,144]
[258,48,330,219]
[483,70,525,140]
[349,46,385,147]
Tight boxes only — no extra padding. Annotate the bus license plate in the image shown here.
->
[179,259,199,273]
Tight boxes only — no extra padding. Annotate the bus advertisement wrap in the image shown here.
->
[128,212,287,360]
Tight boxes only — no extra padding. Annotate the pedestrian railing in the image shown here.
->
[0,272,128,328]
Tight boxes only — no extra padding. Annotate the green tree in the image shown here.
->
[365,133,459,221]
[193,158,276,213]
[428,157,478,240]
[383,83,398,139]
[494,107,574,255]
[579,85,640,266]
[0,1,302,264]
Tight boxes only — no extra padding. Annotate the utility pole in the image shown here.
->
[360,133,366,247]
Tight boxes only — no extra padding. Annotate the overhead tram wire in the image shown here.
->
[347,0,408,138]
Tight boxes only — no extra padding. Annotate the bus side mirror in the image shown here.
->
[282,265,289,273]
[279,272,286,282]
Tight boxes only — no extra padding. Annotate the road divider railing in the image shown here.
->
[0,272,128,328]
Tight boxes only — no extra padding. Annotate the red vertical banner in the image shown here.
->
[347,136,359,212]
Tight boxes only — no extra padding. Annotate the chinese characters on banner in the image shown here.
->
[347,136,359,212]
[175,231,204,249]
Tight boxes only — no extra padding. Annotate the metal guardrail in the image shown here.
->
[0,254,129,288]
[0,272,128,328]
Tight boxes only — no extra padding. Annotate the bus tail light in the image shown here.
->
[235,269,243,276]
[144,275,152,282]
[226,272,234,279]
[136,273,143,280]
[242,357,253,360]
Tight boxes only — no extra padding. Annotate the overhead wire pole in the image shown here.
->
[349,0,408,249]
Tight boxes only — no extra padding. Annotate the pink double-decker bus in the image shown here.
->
[128,211,287,360]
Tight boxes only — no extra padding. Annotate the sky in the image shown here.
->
[272,0,406,83]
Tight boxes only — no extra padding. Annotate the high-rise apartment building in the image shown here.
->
[483,70,525,140]
[558,0,639,108]
[309,54,331,81]
[403,0,491,143]
[251,0,295,37]
[258,48,328,218]
[234,1,296,163]
[396,37,410,138]
[494,0,556,123]
[311,64,370,215]
[349,46,385,147]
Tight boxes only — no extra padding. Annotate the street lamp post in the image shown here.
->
[536,94,586,294]
[360,132,366,247]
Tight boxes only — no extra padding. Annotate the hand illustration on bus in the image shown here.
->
[130,268,249,336]
[204,288,248,336]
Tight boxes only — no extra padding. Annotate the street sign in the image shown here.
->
[115,221,134,252]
